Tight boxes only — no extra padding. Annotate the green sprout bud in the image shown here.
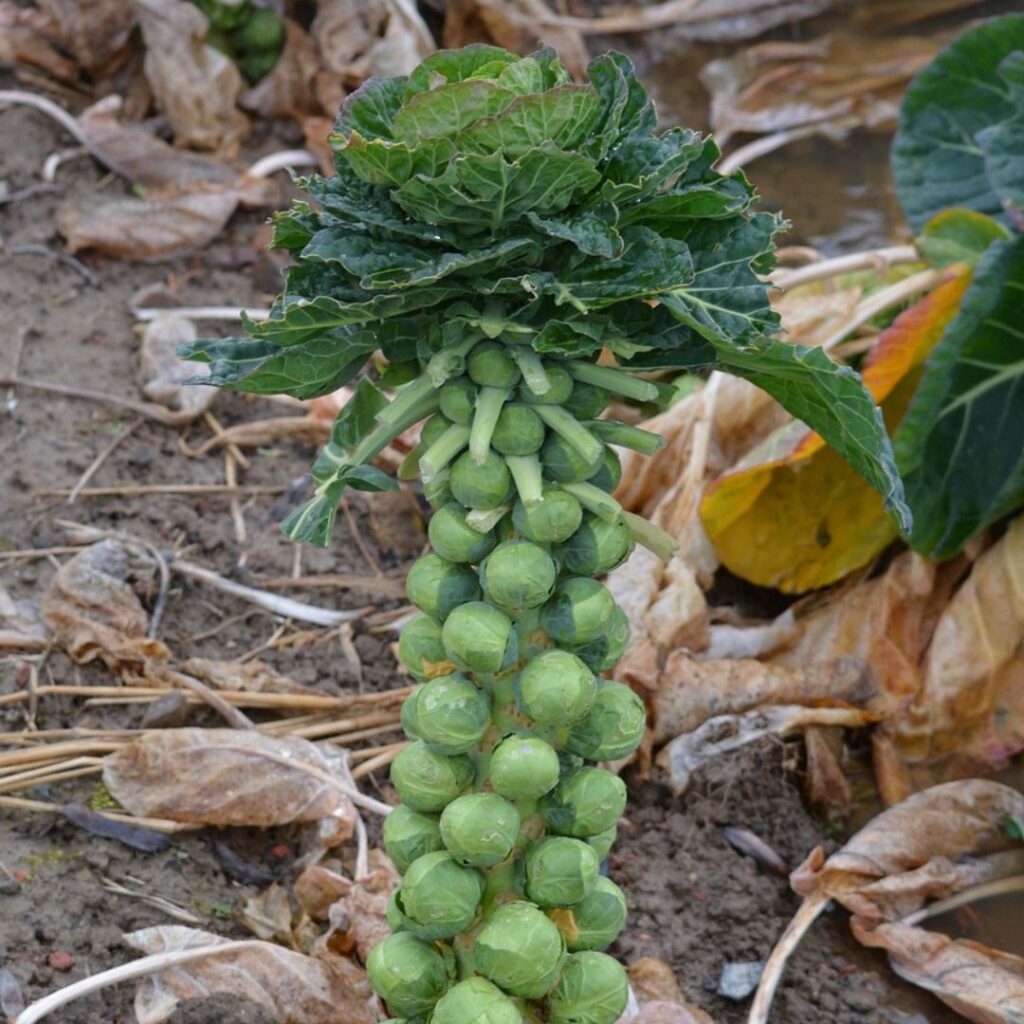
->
[563,381,610,420]
[366,932,450,1020]
[568,604,629,673]
[440,792,520,867]
[540,767,626,838]
[541,577,617,646]
[488,735,561,800]
[518,650,596,727]
[450,450,513,510]
[398,614,452,680]
[475,901,566,998]
[400,851,483,939]
[541,433,603,483]
[424,468,453,509]
[585,826,617,862]
[401,683,424,738]
[556,515,635,576]
[512,486,582,544]
[391,740,474,813]
[565,876,628,952]
[386,888,408,933]
[421,412,454,447]
[441,601,514,674]
[440,377,478,425]
[407,553,482,620]
[588,448,621,493]
[492,404,545,456]
[481,540,557,611]
[548,952,628,1024]
[431,977,522,1024]
[429,502,498,563]
[566,682,646,761]
[414,674,491,754]
[382,804,444,874]
[518,364,573,405]
[468,342,521,389]
[525,836,599,908]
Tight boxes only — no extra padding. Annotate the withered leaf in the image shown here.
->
[125,926,376,1024]
[181,656,323,697]
[315,851,398,963]
[241,18,321,120]
[295,864,351,921]
[241,883,296,944]
[103,728,356,827]
[35,0,134,72]
[0,1,77,80]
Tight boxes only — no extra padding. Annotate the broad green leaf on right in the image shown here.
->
[895,235,1024,559]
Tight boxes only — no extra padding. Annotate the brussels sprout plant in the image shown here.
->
[185,39,906,1024]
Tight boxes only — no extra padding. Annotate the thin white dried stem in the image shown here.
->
[246,149,318,178]
[538,0,701,33]
[770,245,922,292]
[132,305,269,322]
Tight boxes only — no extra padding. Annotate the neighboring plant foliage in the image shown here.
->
[185,44,907,544]
[892,15,1024,559]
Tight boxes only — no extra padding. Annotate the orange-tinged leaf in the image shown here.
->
[699,269,971,593]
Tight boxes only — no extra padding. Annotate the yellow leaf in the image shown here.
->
[699,269,972,593]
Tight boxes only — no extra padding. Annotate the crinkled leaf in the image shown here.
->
[405,45,518,95]
[601,129,705,204]
[340,133,456,187]
[916,208,1010,269]
[391,79,516,143]
[891,14,1024,230]
[527,205,624,257]
[335,74,407,141]
[620,176,754,226]
[896,234,1024,557]
[270,203,320,255]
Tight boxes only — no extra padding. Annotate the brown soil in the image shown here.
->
[0,88,964,1024]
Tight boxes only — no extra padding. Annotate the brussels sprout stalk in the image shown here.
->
[566,362,660,403]
[470,387,511,464]
[505,454,545,508]
[512,347,554,397]
[421,425,472,482]
[585,421,667,457]
[534,406,604,465]
[622,510,680,563]
[562,482,622,525]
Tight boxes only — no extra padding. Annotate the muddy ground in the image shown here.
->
[0,78,971,1024]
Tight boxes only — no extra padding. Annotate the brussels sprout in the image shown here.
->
[440,792,520,867]
[235,7,285,52]
[391,741,474,813]
[517,650,595,728]
[406,553,481,620]
[400,851,483,938]
[414,674,491,754]
[563,381,610,420]
[439,377,478,425]
[487,735,561,800]
[481,540,557,611]
[429,502,498,564]
[511,487,582,544]
[541,577,617,646]
[565,876,628,951]
[518,364,573,406]
[547,952,628,1024]
[468,342,520,388]
[540,767,626,838]
[525,837,599,908]
[366,932,449,1019]
[401,684,424,739]
[441,601,514,675]
[491,404,545,456]
[568,604,629,673]
[587,448,621,493]
[475,901,566,998]
[430,977,522,1024]
[450,450,513,510]
[540,434,602,483]
[585,826,617,862]
[424,468,453,509]
[565,682,646,761]
[398,614,451,680]
[386,888,408,933]
[382,805,444,874]
[421,412,454,448]
[556,515,634,576]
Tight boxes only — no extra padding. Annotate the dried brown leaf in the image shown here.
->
[181,657,323,697]
[241,883,296,943]
[0,1,77,79]
[35,0,134,72]
[628,958,686,1006]
[132,0,249,154]
[124,925,376,1024]
[316,850,399,963]
[241,18,321,120]
[137,314,215,418]
[103,728,356,828]
[295,864,351,921]
[802,724,852,823]
[41,538,168,671]
[851,922,1024,1024]
[630,1002,715,1024]
[58,187,240,261]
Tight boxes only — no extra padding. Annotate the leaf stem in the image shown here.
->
[466,505,509,534]
[426,332,483,386]
[562,481,622,523]
[469,387,509,464]
[420,424,470,482]
[567,361,659,402]
[535,406,604,463]
[622,510,679,562]
[374,373,436,429]
[510,347,551,396]
[585,419,666,456]
[505,454,544,507]
[350,391,440,466]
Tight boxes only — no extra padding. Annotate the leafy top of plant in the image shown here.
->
[184,45,908,545]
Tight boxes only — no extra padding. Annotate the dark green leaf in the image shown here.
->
[916,208,1010,268]
[891,14,1024,230]
[1008,813,1024,841]
[896,235,1024,557]
[527,205,624,257]
[270,202,320,255]
[978,52,1024,222]
[619,176,753,226]
[601,128,704,204]
[335,75,408,142]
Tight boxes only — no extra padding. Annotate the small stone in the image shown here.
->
[0,878,20,895]
[48,951,75,972]
[141,690,191,729]
[717,961,764,1002]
